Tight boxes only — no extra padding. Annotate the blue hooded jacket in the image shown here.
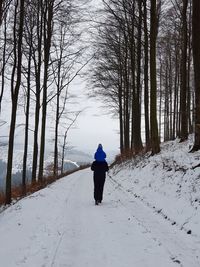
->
[94,144,106,162]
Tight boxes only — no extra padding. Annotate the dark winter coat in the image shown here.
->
[91,161,109,177]
[91,161,109,202]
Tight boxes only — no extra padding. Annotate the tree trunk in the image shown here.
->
[191,0,200,151]
[6,0,25,204]
[0,16,7,113]
[158,56,162,139]
[143,0,150,151]
[179,0,188,142]
[187,1,193,134]
[123,38,130,152]
[53,87,59,177]
[32,0,43,183]
[164,60,169,141]
[61,131,67,174]
[22,43,32,194]
[150,0,160,154]
[134,0,143,153]
[119,84,124,154]
[38,0,54,180]
[173,46,179,139]
[0,0,4,25]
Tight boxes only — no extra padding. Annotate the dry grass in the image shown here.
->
[111,149,135,166]
[110,147,149,168]
[0,191,5,206]
[0,164,90,207]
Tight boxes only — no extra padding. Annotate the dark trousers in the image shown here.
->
[93,176,105,202]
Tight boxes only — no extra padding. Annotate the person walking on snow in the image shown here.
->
[91,144,109,205]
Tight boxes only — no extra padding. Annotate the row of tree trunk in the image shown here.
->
[0,0,84,204]
[91,0,200,156]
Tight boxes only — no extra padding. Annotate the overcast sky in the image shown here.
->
[66,78,120,154]
[65,0,120,154]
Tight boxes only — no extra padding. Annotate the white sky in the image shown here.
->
[66,78,120,153]
[64,0,120,154]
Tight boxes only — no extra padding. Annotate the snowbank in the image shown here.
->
[110,136,200,238]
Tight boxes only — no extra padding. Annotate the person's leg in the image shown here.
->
[99,178,105,203]
[93,176,98,202]
[96,179,102,203]
[94,176,101,205]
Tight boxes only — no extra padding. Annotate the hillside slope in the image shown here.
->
[110,136,200,238]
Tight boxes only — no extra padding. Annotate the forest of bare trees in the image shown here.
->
[0,0,200,204]
[90,0,200,156]
[0,0,87,204]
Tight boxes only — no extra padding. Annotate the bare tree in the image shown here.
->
[143,0,150,151]
[191,0,200,151]
[133,0,143,152]
[150,0,160,154]
[31,0,43,183]
[21,0,34,193]
[38,0,55,180]
[6,0,25,204]
[179,0,189,142]
[51,13,83,176]
[61,112,81,174]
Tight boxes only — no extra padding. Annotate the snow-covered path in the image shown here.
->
[0,168,200,267]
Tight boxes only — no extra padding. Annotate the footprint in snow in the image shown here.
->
[171,257,181,265]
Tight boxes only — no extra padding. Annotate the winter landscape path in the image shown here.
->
[0,168,200,267]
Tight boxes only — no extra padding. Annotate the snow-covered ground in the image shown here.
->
[0,138,200,266]
[110,137,200,238]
